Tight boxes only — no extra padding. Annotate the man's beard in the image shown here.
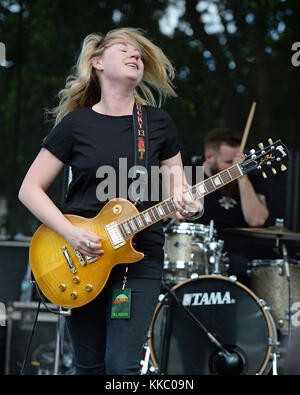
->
[211,164,239,197]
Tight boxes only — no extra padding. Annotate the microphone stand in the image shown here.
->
[162,216,178,233]
[53,307,72,375]
[33,281,71,374]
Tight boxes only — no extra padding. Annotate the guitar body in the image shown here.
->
[29,198,144,308]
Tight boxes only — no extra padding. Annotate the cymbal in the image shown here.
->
[223,226,300,241]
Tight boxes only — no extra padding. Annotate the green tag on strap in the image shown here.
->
[111,288,131,319]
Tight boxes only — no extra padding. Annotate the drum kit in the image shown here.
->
[140,219,300,375]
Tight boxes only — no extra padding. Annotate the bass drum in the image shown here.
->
[148,275,277,375]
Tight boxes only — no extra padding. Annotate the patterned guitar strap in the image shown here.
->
[112,103,149,319]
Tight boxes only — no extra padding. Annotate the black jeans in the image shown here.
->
[65,257,163,375]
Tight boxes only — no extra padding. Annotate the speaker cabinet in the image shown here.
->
[4,302,72,375]
[0,241,30,305]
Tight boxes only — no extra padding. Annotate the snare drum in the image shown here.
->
[148,275,277,375]
[163,223,225,283]
[248,259,300,330]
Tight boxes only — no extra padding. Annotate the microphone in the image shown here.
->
[210,348,245,375]
[191,155,203,165]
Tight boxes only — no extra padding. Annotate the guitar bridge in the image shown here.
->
[61,246,77,273]
[84,255,99,264]
[105,221,126,249]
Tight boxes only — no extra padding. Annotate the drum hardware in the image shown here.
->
[272,352,278,375]
[140,341,155,375]
[191,239,227,276]
[162,216,178,234]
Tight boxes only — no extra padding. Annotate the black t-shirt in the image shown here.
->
[193,171,268,259]
[42,106,180,260]
[197,173,265,229]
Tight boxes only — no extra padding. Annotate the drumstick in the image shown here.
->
[240,102,256,153]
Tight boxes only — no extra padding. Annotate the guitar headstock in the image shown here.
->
[239,139,289,178]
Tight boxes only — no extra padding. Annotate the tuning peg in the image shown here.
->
[281,164,287,171]
[258,143,264,150]
[262,171,267,178]
[271,167,277,175]
[268,138,273,145]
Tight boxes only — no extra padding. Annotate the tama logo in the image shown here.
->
[182,291,235,306]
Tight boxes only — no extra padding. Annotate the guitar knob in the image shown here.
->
[262,171,267,178]
[85,284,93,292]
[70,292,78,299]
[268,138,273,145]
[72,276,80,284]
[271,167,277,175]
[58,284,66,292]
[258,143,264,149]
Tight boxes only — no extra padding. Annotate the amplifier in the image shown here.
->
[0,240,31,304]
[4,301,73,375]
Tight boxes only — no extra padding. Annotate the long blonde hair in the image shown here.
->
[47,27,177,125]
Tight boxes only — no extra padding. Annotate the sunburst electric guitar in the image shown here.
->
[29,139,289,308]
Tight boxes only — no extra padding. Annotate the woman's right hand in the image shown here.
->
[63,225,104,257]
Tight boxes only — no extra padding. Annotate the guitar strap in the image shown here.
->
[131,103,148,206]
[112,103,149,307]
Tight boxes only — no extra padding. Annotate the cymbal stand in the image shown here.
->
[202,219,215,275]
[282,244,293,347]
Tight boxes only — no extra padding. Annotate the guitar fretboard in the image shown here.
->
[118,164,243,240]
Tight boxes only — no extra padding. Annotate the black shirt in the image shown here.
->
[43,106,179,259]
[194,171,268,259]
[42,106,180,260]
[197,174,260,229]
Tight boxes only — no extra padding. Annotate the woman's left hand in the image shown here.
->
[173,184,202,220]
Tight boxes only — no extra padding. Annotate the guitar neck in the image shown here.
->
[118,164,243,240]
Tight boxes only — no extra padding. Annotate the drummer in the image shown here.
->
[192,128,269,284]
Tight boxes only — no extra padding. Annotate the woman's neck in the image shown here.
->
[93,82,136,116]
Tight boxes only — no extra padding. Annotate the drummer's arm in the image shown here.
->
[233,152,269,227]
[238,175,269,227]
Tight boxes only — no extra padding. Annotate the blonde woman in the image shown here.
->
[19,27,200,374]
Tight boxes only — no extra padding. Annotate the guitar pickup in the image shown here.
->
[74,249,87,266]
[105,221,126,249]
[61,246,77,273]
